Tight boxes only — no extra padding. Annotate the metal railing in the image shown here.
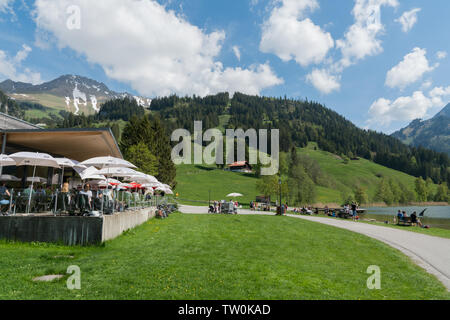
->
[0,189,170,216]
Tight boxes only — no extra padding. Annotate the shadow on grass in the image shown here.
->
[194,165,216,171]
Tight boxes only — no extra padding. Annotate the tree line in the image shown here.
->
[151,92,450,185]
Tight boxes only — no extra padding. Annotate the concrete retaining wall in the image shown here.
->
[0,208,156,246]
[102,209,156,242]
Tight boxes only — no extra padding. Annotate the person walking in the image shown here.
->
[351,202,358,221]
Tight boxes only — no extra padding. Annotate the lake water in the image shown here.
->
[361,206,450,230]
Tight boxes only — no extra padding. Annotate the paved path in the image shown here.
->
[179,205,450,290]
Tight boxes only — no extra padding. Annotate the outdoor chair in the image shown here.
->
[34,194,50,213]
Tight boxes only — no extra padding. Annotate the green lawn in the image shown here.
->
[289,212,450,239]
[359,220,450,239]
[175,163,258,205]
[0,213,448,300]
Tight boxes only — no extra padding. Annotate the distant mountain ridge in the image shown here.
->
[392,103,450,156]
[0,75,151,115]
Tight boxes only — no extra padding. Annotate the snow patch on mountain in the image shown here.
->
[90,95,99,112]
[72,84,87,115]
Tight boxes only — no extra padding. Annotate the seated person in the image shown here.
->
[410,211,423,227]
[79,184,93,210]
[0,183,11,207]
[397,210,403,221]
[62,182,70,194]
[22,185,35,197]
[35,186,46,197]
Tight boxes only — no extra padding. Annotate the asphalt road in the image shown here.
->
[179,205,450,291]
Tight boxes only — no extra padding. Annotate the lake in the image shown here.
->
[361,206,450,230]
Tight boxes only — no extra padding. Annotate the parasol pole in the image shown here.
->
[27,165,36,215]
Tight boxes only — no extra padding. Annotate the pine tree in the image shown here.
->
[126,142,159,176]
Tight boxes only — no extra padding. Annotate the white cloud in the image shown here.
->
[421,79,432,90]
[436,51,447,60]
[385,47,435,89]
[367,87,450,127]
[395,8,421,33]
[308,0,397,95]
[306,69,340,94]
[34,0,282,97]
[14,44,32,63]
[429,86,450,106]
[0,0,14,13]
[232,46,241,61]
[0,44,42,84]
[336,0,398,69]
[260,0,334,67]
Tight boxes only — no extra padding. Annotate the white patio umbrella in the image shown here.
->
[80,156,137,169]
[9,152,59,214]
[55,158,87,186]
[54,158,86,215]
[97,167,138,177]
[140,183,157,189]
[0,154,18,177]
[79,166,106,181]
[0,174,20,182]
[164,188,174,195]
[140,181,163,188]
[227,193,243,197]
[89,179,121,186]
[0,154,16,167]
[126,174,159,184]
[26,177,47,184]
[79,157,137,215]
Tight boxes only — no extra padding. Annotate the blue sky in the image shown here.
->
[0,0,449,133]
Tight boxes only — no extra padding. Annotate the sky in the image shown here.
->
[0,0,449,134]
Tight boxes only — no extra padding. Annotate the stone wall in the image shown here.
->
[0,208,156,246]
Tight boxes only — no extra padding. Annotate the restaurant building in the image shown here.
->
[0,112,122,187]
[0,112,156,245]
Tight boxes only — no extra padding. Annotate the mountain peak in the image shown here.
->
[434,103,450,118]
[0,75,151,115]
[392,103,450,155]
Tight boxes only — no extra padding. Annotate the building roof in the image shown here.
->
[228,161,251,168]
[1,128,122,161]
[0,112,41,130]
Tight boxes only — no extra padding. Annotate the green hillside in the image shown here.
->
[175,143,434,206]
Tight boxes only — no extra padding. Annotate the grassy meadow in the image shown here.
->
[1,213,448,300]
[174,143,435,206]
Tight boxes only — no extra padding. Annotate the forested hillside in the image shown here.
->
[3,87,449,186]
[150,92,450,185]
[0,90,26,119]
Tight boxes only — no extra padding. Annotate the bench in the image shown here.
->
[397,216,413,226]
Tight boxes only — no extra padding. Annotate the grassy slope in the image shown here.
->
[175,144,434,205]
[0,213,448,300]
[299,143,428,204]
